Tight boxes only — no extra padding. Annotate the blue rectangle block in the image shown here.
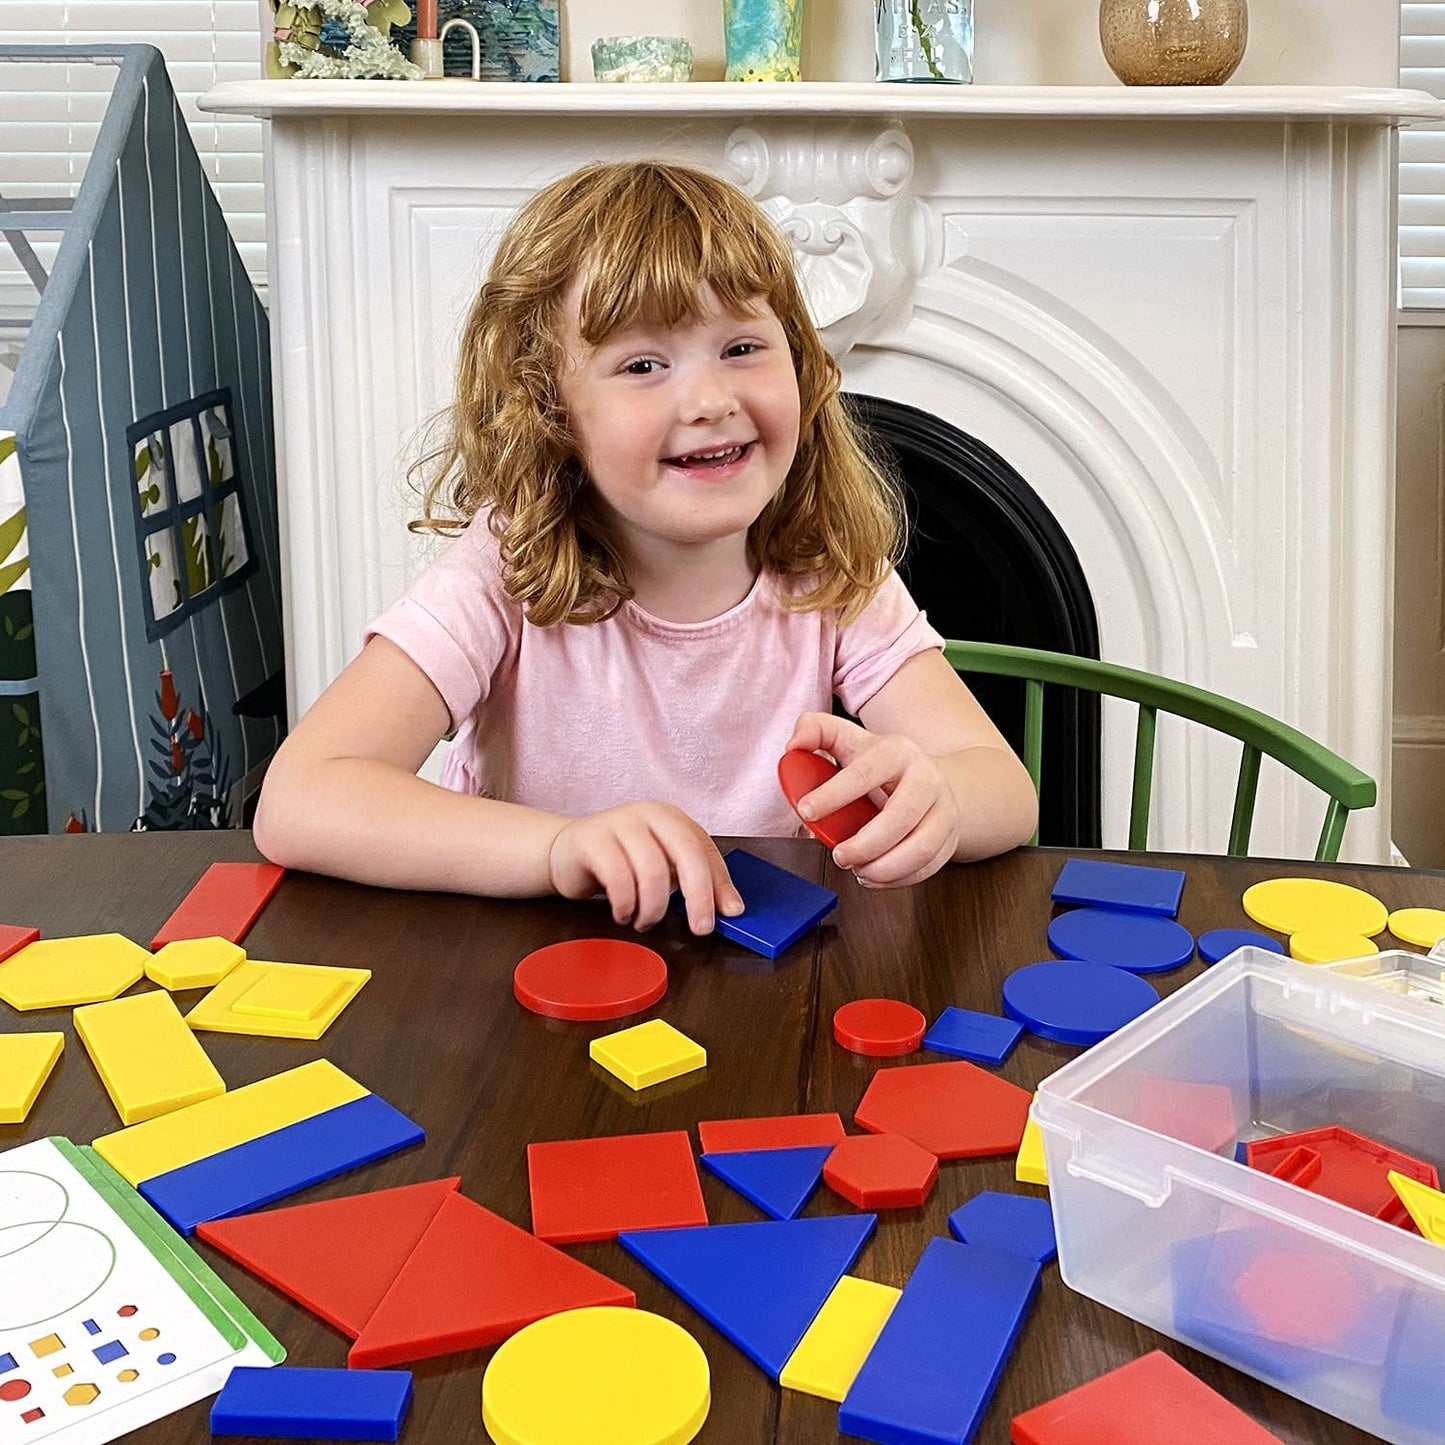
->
[139,1092,424,1234]
[92,1340,127,1364]
[1051,857,1185,917]
[211,1366,413,1441]
[839,1236,1040,1445]
[922,1007,1024,1066]
[712,849,837,959]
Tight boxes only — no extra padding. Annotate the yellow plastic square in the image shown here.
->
[0,1032,64,1124]
[0,934,147,1011]
[52,1364,72,1378]
[1016,1107,1048,1187]
[781,1276,901,1401]
[74,989,225,1125]
[589,1019,705,1090]
[146,936,245,991]
[30,1333,63,1358]
[184,960,370,1041]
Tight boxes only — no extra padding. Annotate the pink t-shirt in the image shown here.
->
[365,520,944,837]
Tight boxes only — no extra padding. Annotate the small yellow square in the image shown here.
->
[781,1275,901,1401]
[589,1019,705,1090]
[0,1032,64,1124]
[30,1333,63,1358]
[52,1364,73,1378]
[184,961,370,1041]
[146,937,245,991]
[1016,1108,1048,1187]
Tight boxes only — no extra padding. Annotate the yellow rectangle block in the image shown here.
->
[0,1032,64,1124]
[92,1058,367,1185]
[74,989,226,1126]
[780,1275,901,1402]
[1016,1109,1048,1187]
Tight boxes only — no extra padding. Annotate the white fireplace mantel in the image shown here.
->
[202,80,1445,861]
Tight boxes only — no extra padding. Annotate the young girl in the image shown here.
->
[253,161,1038,935]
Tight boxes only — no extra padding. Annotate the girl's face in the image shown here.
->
[558,283,802,562]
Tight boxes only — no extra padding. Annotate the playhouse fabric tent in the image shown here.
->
[0,44,284,834]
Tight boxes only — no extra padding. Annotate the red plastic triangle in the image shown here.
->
[348,1191,637,1368]
[196,1177,461,1337]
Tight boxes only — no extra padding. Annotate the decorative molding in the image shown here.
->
[1394,715,1445,746]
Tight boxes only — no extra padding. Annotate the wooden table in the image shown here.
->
[3,831,1442,1444]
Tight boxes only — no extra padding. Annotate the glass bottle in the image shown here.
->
[875,0,973,84]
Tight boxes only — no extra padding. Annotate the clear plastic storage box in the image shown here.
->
[1034,949,1445,1444]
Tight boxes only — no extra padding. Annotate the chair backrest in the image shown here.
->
[943,640,1377,862]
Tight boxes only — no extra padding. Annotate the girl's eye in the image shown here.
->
[622,358,662,375]
[726,342,762,357]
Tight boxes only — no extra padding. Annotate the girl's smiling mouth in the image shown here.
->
[662,440,757,476]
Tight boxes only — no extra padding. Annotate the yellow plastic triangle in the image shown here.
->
[1389,1170,1445,1245]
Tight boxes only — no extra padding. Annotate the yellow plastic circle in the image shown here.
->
[1289,929,1380,964]
[482,1307,710,1445]
[1242,878,1387,939]
[1387,908,1445,950]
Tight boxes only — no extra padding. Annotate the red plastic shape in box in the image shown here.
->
[527,1130,708,1243]
[1244,1125,1438,1229]
[854,1060,1031,1160]
[1010,1349,1286,1444]
[150,861,284,949]
[833,999,927,1057]
[823,1133,938,1209]
[697,1113,846,1155]
[512,938,667,1022]
[777,749,880,849]
[0,924,39,964]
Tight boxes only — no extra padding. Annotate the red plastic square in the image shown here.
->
[527,1130,708,1244]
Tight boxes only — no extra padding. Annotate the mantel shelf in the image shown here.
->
[200,79,1445,125]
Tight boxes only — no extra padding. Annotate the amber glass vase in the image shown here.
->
[1099,0,1247,86]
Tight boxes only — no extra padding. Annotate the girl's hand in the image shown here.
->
[786,712,962,888]
[547,802,746,935]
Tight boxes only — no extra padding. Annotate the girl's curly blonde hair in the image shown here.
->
[414,159,904,626]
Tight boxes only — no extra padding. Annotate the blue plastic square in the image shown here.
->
[93,1340,127,1364]
[710,849,837,960]
[82,1319,100,1335]
[922,1007,1024,1065]
[1052,857,1185,917]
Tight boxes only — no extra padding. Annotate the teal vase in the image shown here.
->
[724,0,803,80]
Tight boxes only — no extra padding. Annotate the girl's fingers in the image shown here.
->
[832,766,933,871]
[851,807,954,886]
[620,828,676,931]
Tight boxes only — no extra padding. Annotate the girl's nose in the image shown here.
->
[682,366,739,423]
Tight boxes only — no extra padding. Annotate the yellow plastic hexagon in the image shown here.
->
[184,961,370,1041]
[0,1032,63,1123]
[63,1382,100,1406]
[1289,930,1379,965]
[146,937,245,991]
[781,1275,900,1401]
[1388,908,1445,950]
[1242,878,1387,939]
[0,934,148,1011]
[590,1019,706,1090]
[483,1307,709,1445]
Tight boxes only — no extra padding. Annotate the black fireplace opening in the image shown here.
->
[843,394,1102,848]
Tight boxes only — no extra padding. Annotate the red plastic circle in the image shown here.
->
[513,939,668,1022]
[777,750,880,849]
[833,998,926,1057]
[0,1380,31,1402]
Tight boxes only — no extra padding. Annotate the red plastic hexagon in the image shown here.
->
[823,1133,938,1209]
[512,939,667,1022]
[833,998,926,1057]
[777,750,880,849]
[1230,1250,1366,1352]
[853,1061,1031,1160]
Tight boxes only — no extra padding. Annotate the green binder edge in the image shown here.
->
[55,1137,286,1363]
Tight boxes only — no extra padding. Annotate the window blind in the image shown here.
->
[0,3,265,308]
[1402,2,1445,306]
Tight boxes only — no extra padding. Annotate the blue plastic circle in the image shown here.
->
[1197,928,1286,965]
[1002,960,1160,1045]
[1047,906,1194,973]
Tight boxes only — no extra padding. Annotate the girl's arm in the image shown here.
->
[787,647,1039,884]
[253,636,740,931]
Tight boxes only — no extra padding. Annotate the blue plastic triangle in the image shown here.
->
[618,1213,876,1378]
[700,1145,833,1220]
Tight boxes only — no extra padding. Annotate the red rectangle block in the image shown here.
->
[150,862,285,949]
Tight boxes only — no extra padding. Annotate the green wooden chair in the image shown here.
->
[943,641,1377,862]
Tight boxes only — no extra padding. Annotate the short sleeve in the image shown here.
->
[363,521,520,732]
[833,569,946,715]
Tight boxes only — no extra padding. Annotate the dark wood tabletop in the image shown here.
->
[3,830,1442,1444]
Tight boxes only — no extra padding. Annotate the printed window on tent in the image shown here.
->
[128,388,256,640]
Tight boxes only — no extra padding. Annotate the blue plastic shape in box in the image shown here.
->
[948,1191,1057,1265]
[1051,856,1184,916]
[1382,1289,1445,1435]
[922,1007,1024,1066]
[839,1235,1041,1445]
[618,1212,875,1379]
[1198,927,1286,965]
[211,1365,413,1441]
[139,1092,424,1234]
[1047,906,1194,974]
[700,1144,832,1220]
[1002,959,1159,1046]
[712,848,837,959]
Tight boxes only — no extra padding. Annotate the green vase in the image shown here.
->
[724,0,802,80]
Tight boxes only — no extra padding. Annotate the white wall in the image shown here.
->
[562,0,1400,86]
